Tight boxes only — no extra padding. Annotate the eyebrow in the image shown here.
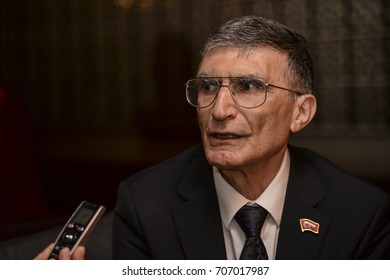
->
[195,73,264,79]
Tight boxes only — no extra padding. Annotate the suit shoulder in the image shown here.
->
[289,145,387,198]
[120,144,205,191]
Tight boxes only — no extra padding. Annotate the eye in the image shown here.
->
[199,79,219,93]
[236,78,265,93]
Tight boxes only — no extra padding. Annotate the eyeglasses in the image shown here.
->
[185,77,305,108]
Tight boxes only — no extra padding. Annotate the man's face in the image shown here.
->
[197,47,299,171]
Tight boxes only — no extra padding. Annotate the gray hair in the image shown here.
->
[201,16,314,93]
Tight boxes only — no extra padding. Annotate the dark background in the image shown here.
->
[0,0,389,241]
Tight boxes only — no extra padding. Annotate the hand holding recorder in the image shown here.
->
[34,201,105,260]
[34,243,85,260]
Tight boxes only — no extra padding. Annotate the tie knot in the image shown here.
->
[234,204,268,237]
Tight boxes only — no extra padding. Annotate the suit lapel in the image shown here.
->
[276,147,331,259]
[171,150,227,259]
[169,146,332,259]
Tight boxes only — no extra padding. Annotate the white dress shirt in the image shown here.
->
[213,149,290,260]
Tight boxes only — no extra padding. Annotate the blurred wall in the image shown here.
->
[0,0,389,238]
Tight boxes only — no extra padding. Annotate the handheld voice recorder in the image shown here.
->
[48,201,105,260]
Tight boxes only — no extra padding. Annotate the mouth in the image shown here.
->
[210,133,240,140]
[209,133,242,140]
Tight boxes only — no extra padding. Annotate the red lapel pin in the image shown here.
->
[300,218,320,234]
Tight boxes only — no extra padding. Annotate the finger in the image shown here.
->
[72,246,86,260]
[59,247,72,260]
[34,243,55,260]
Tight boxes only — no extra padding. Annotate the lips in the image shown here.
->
[207,131,246,146]
[208,131,243,140]
[212,134,240,139]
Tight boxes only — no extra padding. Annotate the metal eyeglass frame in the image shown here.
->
[185,76,306,109]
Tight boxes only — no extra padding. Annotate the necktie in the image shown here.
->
[234,204,269,260]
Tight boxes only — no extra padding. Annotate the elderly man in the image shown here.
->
[37,15,390,260]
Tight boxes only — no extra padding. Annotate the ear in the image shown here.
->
[290,94,317,133]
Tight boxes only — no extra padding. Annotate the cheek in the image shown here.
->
[197,110,209,134]
[248,117,273,146]
[249,108,293,145]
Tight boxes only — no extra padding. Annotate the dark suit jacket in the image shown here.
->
[113,145,390,259]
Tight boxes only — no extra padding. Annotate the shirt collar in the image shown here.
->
[214,149,290,230]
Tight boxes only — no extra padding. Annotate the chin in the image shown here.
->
[204,148,242,169]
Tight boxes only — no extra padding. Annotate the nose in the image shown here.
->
[211,84,238,120]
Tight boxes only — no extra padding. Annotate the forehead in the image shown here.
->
[198,47,288,79]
